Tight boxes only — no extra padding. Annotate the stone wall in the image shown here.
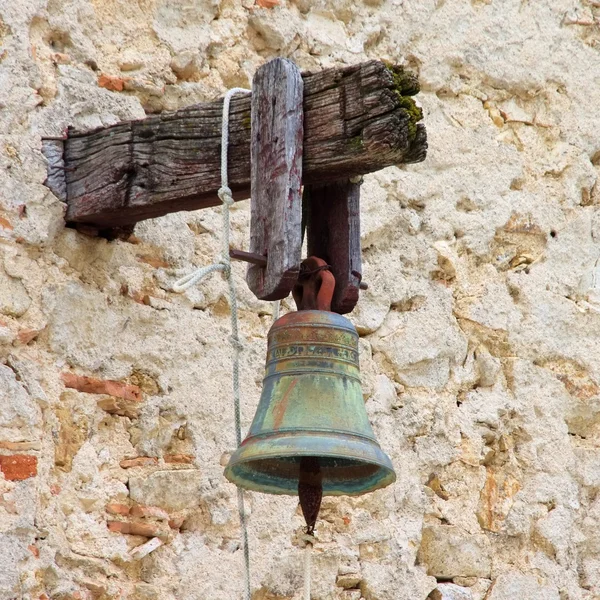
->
[1,0,600,599]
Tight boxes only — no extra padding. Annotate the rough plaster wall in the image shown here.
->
[1,0,600,598]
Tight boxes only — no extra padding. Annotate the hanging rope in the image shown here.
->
[303,535,313,600]
[173,86,251,600]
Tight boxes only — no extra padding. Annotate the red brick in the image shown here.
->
[0,454,37,481]
[130,505,170,520]
[107,520,168,538]
[17,328,42,344]
[107,520,127,533]
[98,73,126,92]
[106,503,130,516]
[164,453,194,464]
[129,290,151,305]
[120,456,158,469]
[128,521,169,538]
[61,372,142,402]
[28,544,39,557]
[169,516,185,530]
[51,52,70,65]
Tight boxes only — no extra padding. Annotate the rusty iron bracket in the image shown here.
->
[292,256,336,312]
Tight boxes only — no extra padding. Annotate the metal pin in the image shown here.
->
[229,248,268,266]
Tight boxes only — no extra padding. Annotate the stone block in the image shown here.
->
[0,364,41,441]
[486,572,559,600]
[0,271,30,317]
[97,396,141,418]
[336,573,362,589]
[0,535,27,596]
[428,583,473,600]
[418,526,491,579]
[129,470,202,511]
[370,286,467,389]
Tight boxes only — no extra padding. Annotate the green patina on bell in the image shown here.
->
[224,309,396,496]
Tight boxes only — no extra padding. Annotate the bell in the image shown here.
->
[224,309,396,496]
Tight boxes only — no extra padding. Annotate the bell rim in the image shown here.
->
[224,430,397,496]
[224,459,396,496]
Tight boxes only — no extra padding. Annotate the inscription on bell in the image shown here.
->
[270,344,357,362]
[271,329,358,348]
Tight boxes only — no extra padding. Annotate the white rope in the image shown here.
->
[303,535,314,600]
[172,86,251,600]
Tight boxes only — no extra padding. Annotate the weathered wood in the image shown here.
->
[48,61,426,228]
[247,58,303,301]
[304,180,362,314]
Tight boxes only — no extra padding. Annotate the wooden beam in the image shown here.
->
[44,60,426,229]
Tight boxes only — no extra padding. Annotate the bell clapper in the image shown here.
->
[298,456,323,535]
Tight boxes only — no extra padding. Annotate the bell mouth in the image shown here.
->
[224,431,396,496]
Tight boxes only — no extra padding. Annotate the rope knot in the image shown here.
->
[218,185,235,206]
[219,256,231,272]
[229,336,245,353]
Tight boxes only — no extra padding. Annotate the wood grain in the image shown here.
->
[48,60,426,228]
[246,58,303,301]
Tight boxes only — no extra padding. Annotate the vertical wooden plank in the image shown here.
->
[246,58,304,301]
[304,179,362,314]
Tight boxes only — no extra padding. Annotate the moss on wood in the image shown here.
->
[385,63,423,142]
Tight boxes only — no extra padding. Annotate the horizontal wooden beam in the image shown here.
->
[43,60,427,229]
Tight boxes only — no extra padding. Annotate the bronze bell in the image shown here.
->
[224,258,396,499]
